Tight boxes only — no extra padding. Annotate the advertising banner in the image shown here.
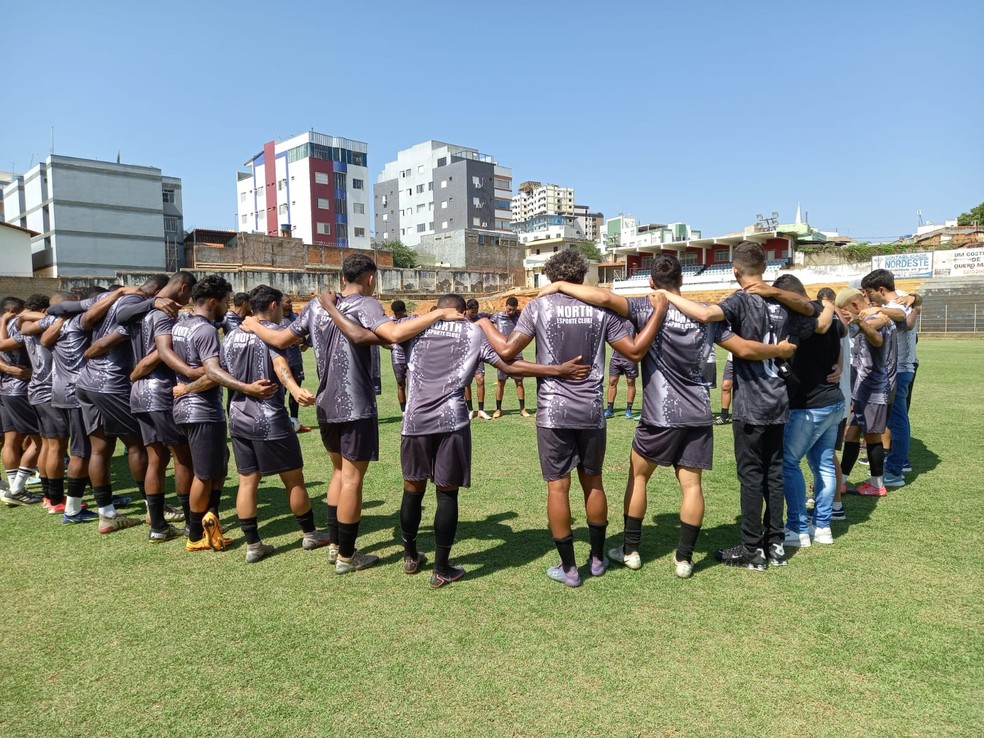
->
[871,252,933,278]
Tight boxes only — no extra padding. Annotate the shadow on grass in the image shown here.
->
[906,436,940,479]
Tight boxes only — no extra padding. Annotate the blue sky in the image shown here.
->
[3,0,982,242]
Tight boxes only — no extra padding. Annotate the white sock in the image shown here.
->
[98,504,117,518]
[64,497,82,516]
[832,502,843,510]
[871,476,884,488]
[11,468,31,493]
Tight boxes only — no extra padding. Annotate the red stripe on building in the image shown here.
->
[263,140,278,235]
[309,159,334,246]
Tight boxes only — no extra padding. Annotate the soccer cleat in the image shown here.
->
[546,563,582,587]
[301,530,332,551]
[335,549,379,574]
[46,501,70,515]
[603,409,614,419]
[1,489,43,506]
[884,472,906,488]
[520,409,532,417]
[403,552,427,575]
[430,566,465,588]
[297,424,312,433]
[111,496,133,508]
[491,409,502,419]
[476,410,492,421]
[767,543,788,567]
[245,541,275,564]
[714,414,731,425]
[148,524,182,543]
[608,546,642,570]
[163,505,185,523]
[624,409,634,419]
[62,510,99,524]
[185,536,213,552]
[783,528,811,548]
[856,481,887,497]
[201,511,231,550]
[674,557,694,579]
[858,454,869,466]
[809,525,834,545]
[830,504,846,521]
[0,478,9,492]
[326,543,339,565]
[715,544,767,571]
[25,472,42,487]
[588,554,609,577]
[98,514,142,534]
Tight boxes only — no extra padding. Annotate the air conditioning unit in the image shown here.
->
[481,221,488,227]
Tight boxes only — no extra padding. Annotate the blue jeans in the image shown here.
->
[886,371,914,475]
[783,401,845,531]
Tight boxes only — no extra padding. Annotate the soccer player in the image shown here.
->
[658,241,819,571]
[490,296,530,418]
[464,299,492,420]
[279,294,309,432]
[714,354,734,425]
[540,253,795,577]
[478,250,664,587]
[389,299,417,415]
[816,286,852,522]
[170,275,277,552]
[605,337,638,419]
[222,292,251,335]
[835,287,896,498]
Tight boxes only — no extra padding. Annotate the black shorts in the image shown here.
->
[609,357,639,380]
[232,434,303,476]
[497,353,525,383]
[392,362,408,385]
[535,426,606,482]
[180,421,228,481]
[0,395,39,435]
[834,418,846,451]
[723,359,734,383]
[632,423,713,470]
[701,362,717,389]
[850,402,888,435]
[34,403,66,438]
[0,397,10,433]
[401,429,471,488]
[136,411,187,448]
[62,407,91,459]
[77,388,138,438]
[320,417,379,462]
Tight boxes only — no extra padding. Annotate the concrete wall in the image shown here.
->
[0,227,35,277]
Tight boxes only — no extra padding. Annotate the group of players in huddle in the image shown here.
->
[0,241,918,587]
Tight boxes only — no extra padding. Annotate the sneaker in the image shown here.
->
[403,552,427,575]
[245,541,275,563]
[588,554,609,577]
[111,495,133,508]
[858,454,869,467]
[185,536,213,552]
[491,409,503,419]
[902,461,913,473]
[714,544,767,571]
[714,414,731,425]
[202,511,230,550]
[603,409,614,419]
[608,545,642,570]
[302,530,332,551]
[767,543,788,567]
[809,525,834,544]
[1,489,43,506]
[674,557,694,579]
[46,501,69,515]
[163,504,185,523]
[297,424,312,433]
[884,472,906,488]
[335,549,379,574]
[62,510,99,524]
[98,514,142,534]
[783,528,811,548]
[546,563,582,587]
[25,472,42,487]
[0,478,8,492]
[148,524,182,543]
[430,566,465,588]
[476,410,492,420]
[830,505,846,521]
[624,409,634,419]
[856,481,887,497]
[520,409,531,417]
[326,543,339,565]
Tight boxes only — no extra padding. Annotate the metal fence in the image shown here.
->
[918,304,984,334]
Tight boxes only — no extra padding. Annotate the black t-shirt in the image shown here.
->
[788,302,844,410]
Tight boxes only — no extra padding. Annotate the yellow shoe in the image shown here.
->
[491,409,502,419]
[202,511,230,551]
[186,536,212,552]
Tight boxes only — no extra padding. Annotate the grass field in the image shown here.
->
[1,339,981,737]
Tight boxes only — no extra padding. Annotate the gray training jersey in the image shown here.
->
[24,315,57,405]
[222,321,292,440]
[289,297,333,383]
[627,298,733,427]
[130,309,177,414]
[490,310,520,338]
[51,313,92,409]
[172,314,224,424]
[852,318,897,406]
[0,316,29,397]
[514,293,629,430]
[76,293,145,395]
[291,293,389,424]
[390,314,418,367]
[402,321,501,436]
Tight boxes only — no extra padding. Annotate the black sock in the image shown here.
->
[607,402,615,412]
[677,521,701,563]
[478,402,485,411]
[868,442,885,478]
[623,514,643,554]
[239,516,260,544]
[626,403,633,413]
[338,520,360,559]
[325,504,339,544]
[48,477,65,506]
[399,402,406,412]
[93,484,114,508]
[178,493,192,523]
[496,399,502,411]
[40,477,50,501]
[841,441,861,476]
[400,490,424,557]
[295,508,316,534]
[466,399,474,412]
[189,511,205,542]
[146,493,166,530]
[434,490,459,575]
[588,520,608,560]
[518,398,525,411]
[553,533,576,571]
[720,409,730,420]
[67,476,86,500]
[208,486,221,514]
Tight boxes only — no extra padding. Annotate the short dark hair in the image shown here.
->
[2,296,25,313]
[141,274,170,293]
[543,250,588,285]
[342,253,377,283]
[816,287,836,302]
[861,269,895,292]
[773,273,806,296]
[505,296,519,308]
[465,299,479,311]
[168,271,198,289]
[436,294,466,312]
[232,292,250,308]
[732,241,766,276]
[192,275,233,305]
[391,300,406,313]
[248,284,283,315]
[24,293,50,312]
[651,254,683,290]
[82,286,104,298]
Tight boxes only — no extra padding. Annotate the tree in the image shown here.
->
[381,240,417,269]
[957,201,984,226]
[571,241,602,261]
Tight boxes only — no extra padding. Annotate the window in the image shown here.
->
[317,222,331,235]
[415,203,424,213]
[334,172,346,189]
[473,217,482,226]
[417,224,426,233]
[318,198,330,209]
[478,235,486,245]
[406,189,412,197]
[437,157,447,167]
[241,214,247,224]
[355,227,365,237]
[714,249,728,262]
[240,192,246,202]
[428,202,434,211]
[162,189,175,204]
[472,176,482,187]
[353,203,365,214]
[382,213,388,222]
[279,204,287,215]
[428,222,434,230]
[428,182,433,191]
[417,165,424,174]
[381,195,388,207]
[680,252,698,265]
[278,179,283,191]
[352,178,364,190]
[164,216,180,232]
[441,221,448,229]
[416,184,424,194]
[335,199,345,212]
[441,200,448,209]
[383,231,389,239]
[315,172,329,185]
[440,180,447,189]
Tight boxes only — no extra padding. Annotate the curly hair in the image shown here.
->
[543,249,588,284]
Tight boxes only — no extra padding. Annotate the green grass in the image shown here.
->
[0,340,981,737]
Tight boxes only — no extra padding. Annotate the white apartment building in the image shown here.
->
[511,182,575,224]
[237,131,371,250]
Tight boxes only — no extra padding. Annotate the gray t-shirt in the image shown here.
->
[390,314,418,367]
[514,293,629,429]
[76,293,145,395]
[490,310,520,337]
[51,313,92,409]
[718,290,818,425]
[402,321,501,436]
[852,318,897,405]
[221,311,244,335]
[627,298,733,427]
[130,309,176,414]
[172,314,224,424]
[0,316,30,397]
[24,316,57,405]
[886,299,917,374]
[223,321,292,440]
[291,293,389,423]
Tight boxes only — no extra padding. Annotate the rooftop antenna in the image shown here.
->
[50,126,54,155]
[916,209,924,227]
